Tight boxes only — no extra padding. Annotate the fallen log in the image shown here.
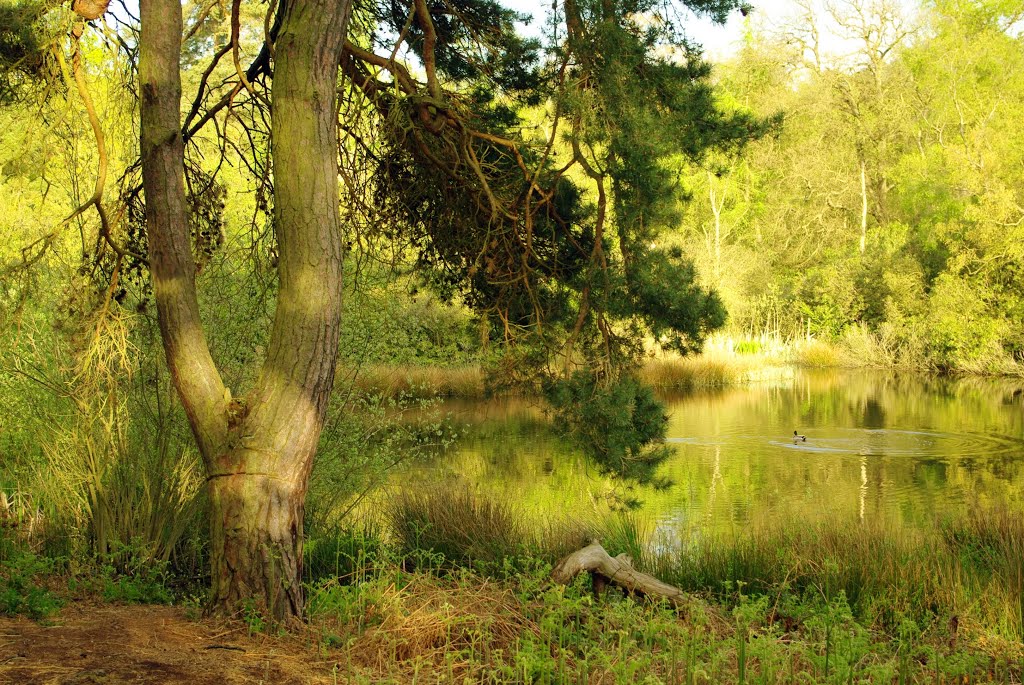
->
[552,541,689,611]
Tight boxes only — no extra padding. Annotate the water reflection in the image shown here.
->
[402,370,1024,532]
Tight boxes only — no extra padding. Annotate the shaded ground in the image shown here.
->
[0,604,339,684]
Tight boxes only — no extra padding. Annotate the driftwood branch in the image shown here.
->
[552,541,689,611]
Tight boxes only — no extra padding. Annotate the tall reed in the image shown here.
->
[384,490,1024,641]
[350,364,486,399]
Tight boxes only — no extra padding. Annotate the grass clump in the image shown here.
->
[386,488,595,574]
[792,337,845,368]
[641,355,746,389]
[387,488,531,570]
[308,558,738,683]
[304,522,387,584]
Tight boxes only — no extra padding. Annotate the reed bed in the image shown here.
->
[350,364,486,399]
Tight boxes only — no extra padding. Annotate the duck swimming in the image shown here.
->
[793,430,807,443]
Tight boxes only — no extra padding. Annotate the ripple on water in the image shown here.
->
[667,427,1024,460]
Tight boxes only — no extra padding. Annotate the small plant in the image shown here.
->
[0,541,63,619]
[68,541,175,605]
[241,598,269,635]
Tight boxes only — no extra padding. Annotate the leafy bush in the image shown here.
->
[65,542,175,605]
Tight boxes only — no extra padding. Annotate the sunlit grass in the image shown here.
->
[641,336,797,388]
[385,488,592,571]
[350,363,486,399]
[791,337,846,368]
[296,489,1024,682]
[379,489,1024,642]
[343,332,1024,400]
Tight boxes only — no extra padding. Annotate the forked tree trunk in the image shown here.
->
[139,0,351,619]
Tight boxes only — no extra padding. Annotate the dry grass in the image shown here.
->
[351,364,486,399]
[338,573,536,681]
[641,355,743,388]
[791,338,846,368]
[641,339,795,389]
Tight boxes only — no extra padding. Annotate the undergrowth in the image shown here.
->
[4,488,1024,683]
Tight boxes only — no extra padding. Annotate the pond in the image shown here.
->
[406,369,1024,536]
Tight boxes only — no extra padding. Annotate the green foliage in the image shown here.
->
[0,538,62,619]
[93,545,174,605]
[304,524,385,583]
[359,0,762,385]
[690,0,1024,375]
[545,372,671,489]
[0,0,58,103]
[337,277,481,367]
[612,247,727,355]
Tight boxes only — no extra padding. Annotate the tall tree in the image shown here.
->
[139,0,352,617]
[5,0,766,618]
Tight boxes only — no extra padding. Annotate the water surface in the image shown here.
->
[405,370,1024,534]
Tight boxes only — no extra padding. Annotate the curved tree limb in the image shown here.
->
[552,541,691,611]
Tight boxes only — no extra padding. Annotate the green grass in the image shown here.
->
[0,542,63,619]
[382,490,1024,651]
[6,484,1024,682]
[303,548,1014,683]
[385,488,593,573]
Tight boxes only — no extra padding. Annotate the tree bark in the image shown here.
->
[206,0,351,619]
[859,160,868,254]
[140,0,351,619]
[140,0,228,466]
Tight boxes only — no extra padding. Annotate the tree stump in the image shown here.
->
[551,541,689,611]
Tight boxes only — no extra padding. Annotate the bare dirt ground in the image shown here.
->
[0,604,340,684]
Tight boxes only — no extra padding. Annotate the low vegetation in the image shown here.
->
[4,488,1022,682]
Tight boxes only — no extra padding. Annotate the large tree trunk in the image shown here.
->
[140,0,350,620]
[207,454,310,617]
[205,0,351,620]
